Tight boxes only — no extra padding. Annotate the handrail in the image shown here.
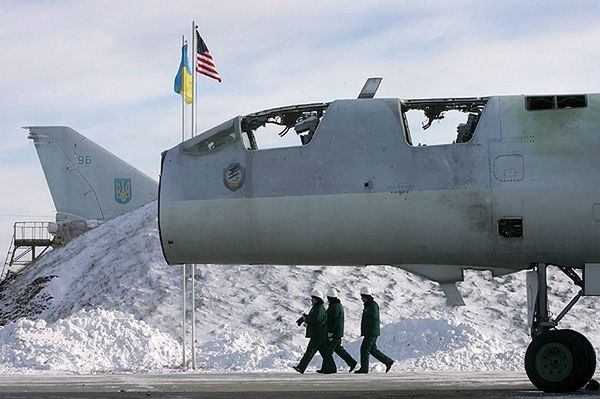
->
[1,222,53,282]
[13,222,52,242]
[1,236,15,280]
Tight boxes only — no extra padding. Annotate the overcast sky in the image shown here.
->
[1,0,600,262]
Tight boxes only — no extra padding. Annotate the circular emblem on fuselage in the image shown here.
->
[223,162,246,191]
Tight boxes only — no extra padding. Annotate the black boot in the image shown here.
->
[348,361,357,373]
[385,361,394,373]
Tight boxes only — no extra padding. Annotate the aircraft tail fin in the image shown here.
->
[26,126,158,226]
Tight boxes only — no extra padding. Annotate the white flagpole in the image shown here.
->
[192,22,199,137]
[182,263,187,368]
[180,35,186,144]
[179,35,190,368]
[181,35,187,369]
[191,263,196,370]
[190,22,198,370]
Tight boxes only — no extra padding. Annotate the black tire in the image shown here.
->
[525,329,591,392]
[565,330,596,384]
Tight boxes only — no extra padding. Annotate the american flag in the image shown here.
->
[195,31,222,82]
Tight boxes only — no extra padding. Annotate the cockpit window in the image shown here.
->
[401,98,488,146]
[241,103,329,150]
[200,130,237,152]
[525,95,587,111]
[557,95,587,109]
[183,123,238,154]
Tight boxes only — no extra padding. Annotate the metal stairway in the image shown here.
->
[1,222,54,281]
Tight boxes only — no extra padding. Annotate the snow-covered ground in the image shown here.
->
[1,201,599,374]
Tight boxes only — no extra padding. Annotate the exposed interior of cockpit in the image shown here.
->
[401,98,487,146]
[240,103,329,150]
[237,97,489,151]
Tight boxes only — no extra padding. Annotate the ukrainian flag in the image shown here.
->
[174,44,193,104]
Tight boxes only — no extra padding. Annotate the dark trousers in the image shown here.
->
[297,336,336,372]
[328,337,357,368]
[360,335,392,370]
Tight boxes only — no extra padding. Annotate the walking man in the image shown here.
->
[354,287,394,374]
[322,288,358,372]
[293,289,337,374]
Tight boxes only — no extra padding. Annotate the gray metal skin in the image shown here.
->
[27,126,158,234]
[159,95,600,278]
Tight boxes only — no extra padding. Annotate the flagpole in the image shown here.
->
[182,263,187,368]
[179,35,187,367]
[191,263,196,370]
[192,21,198,137]
[190,22,198,371]
[181,35,187,370]
[181,35,186,144]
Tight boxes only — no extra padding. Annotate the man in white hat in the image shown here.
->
[354,286,394,374]
[320,288,357,372]
[293,289,337,374]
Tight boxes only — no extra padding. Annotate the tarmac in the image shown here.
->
[0,372,597,399]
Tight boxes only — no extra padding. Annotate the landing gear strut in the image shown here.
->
[524,263,596,392]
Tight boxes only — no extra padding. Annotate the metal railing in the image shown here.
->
[2,222,54,281]
[13,221,52,243]
[1,236,15,281]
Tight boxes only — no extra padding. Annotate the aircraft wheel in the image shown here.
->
[566,330,596,384]
[525,329,593,392]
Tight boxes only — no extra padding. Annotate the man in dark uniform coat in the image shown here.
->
[320,288,357,372]
[354,286,394,374]
[293,289,337,374]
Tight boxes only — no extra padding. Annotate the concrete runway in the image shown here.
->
[0,372,597,399]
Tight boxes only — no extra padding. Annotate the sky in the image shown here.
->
[1,0,600,262]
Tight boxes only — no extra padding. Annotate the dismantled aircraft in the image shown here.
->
[159,79,600,392]
[26,126,158,244]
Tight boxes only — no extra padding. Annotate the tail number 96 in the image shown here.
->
[78,155,92,164]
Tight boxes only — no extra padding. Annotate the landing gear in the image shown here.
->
[524,264,596,392]
[525,329,596,392]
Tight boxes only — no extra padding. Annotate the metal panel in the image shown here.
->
[584,263,600,295]
[526,271,538,327]
[493,154,524,182]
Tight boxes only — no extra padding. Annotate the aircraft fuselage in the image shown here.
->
[159,94,600,271]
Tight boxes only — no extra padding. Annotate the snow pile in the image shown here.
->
[374,319,523,372]
[0,201,599,374]
[0,308,180,373]
[197,331,299,372]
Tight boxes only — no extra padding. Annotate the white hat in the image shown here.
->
[360,287,372,296]
[311,289,324,299]
[326,288,338,298]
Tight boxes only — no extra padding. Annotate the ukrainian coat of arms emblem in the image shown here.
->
[114,178,132,204]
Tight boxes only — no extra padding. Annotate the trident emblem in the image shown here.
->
[114,178,132,204]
